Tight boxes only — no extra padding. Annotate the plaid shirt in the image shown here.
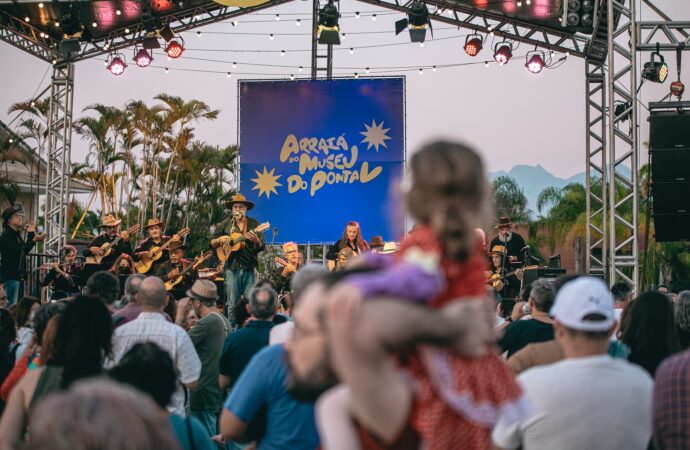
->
[654,350,690,450]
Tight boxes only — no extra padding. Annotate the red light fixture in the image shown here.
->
[107,53,127,76]
[133,47,153,67]
[463,34,483,57]
[525,50,546,74]
[165,36,185,59]
[493,42,512,65]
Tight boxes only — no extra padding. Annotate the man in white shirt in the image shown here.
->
[108,276,201,416]
[492,276,653,450]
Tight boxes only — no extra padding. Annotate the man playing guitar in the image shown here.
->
[84,215,133,269]
[155,240,195,299]
[133,218,170,275]
[210,193,264,327]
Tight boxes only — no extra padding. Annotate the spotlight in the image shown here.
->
[493,42,513,65]
[642,51,668,83]
[58,5,87,56]
[317,1,340,45]
[670,81,685,98]
[395,1,430,43]
[562,0,595,33]
[143,33,161,49]
[165,37,185,58]
[107,53,127,75]
[133,47,153,67]
[525,50,545,73]
[463,34,483,57]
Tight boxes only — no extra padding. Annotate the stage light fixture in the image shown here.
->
[58,5,87,56]
[562,0,595,33]
[642,51,669,83]
[671,81,685,98]
[107,53,127,75]
[493,42,513,65]
[395,1,431,43]
[165,37,185,58]
[317,1,340,45]
[159,25,175,42]
[134,47,153,67]
[463,34,483,56]
[525,50,545,73]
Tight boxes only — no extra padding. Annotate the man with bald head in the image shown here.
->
[107,276,201,416]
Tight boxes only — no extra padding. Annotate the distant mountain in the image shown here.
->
[489,165,585,217]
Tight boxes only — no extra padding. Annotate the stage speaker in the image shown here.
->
[650,111,690,241]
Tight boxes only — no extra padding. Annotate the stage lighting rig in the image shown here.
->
[493,41,513,65]
[107,53,127,76]
[317,1,340,45]
[395,1,431,43]
[133,47,153,67]
[562,0,595,34]
[463,34,483,56]
[525,50,546,73]
[58,4,91,56]
[642,50,669,83]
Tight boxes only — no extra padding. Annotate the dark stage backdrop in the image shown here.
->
[239,78,405,243]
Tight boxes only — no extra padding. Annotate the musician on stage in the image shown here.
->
[132,218,170,275]
[210,193,264,327]
[326,221,369,270]
[489,216,527,265]
[156,240,195,299]
[488,245,522,299]
[83,214,133,269]
[272,241,301,295]
[42,245,81,300]
[0,206,45,305]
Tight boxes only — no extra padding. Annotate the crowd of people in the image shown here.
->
[0,140,689,449]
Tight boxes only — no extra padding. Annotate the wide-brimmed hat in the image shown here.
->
[186,279,218,302]
[143,218,164,229]
[167,239,186,251]
[1,206,22,225]
[369,236,384,249]
[99,214,122,228]
[489,245,507,256]
[381,242,398,254]
[495,216,513,229]
[224,193,254,210]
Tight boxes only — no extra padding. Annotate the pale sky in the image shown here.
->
[1,0,688,179]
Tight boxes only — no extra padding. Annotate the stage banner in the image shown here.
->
[239,78,405,243]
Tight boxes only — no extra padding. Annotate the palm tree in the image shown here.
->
[491,175,531,224]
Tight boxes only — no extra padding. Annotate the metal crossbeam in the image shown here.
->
[311,0,333,79]
[585,62,607,279]
[0,0,295,63]
[606,0,638,292]
[44,63,74,256]
[355,0,590,58]
[637,22,690,51]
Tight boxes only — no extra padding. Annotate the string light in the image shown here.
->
[419,68,424,75]
[232,21,238,26]
[355,12,360,19]
[296,19,301,26]
[24,16,30,22]
[38,2,43,7]
[365,67,370,73]
[197,31,201,37]
[269,34,274,40]
[341,33,346,40]
[349,48,354,54]
[290,74,294,80]
[165,67,169,73]
[116,9,121,15]
[280,50,285,56]
[232,62,237,68]
[298,66,303,72]
[354,73,359,78]
[432,65,437,72]
[92,22,98,28]
[227,72,231,78]
[372,14,377,21]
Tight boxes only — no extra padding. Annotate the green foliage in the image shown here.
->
[491,175,531,224]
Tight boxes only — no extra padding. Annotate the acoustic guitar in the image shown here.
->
[165,251,213,291]
[86,224,141,264]
[135,227,191,273]
[215,222,270,263]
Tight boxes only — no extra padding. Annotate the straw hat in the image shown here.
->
[489,245,508,256]
[381,242,398,254]
[167,239,186,251]
[224,193,254,210]
[186,279,218,302]
[143,218,164,229]
[99,214,122,228]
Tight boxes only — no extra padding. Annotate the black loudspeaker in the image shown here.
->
[650,112,690,241]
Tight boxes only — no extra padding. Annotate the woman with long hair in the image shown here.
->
[0,296,112,448]
[110,253,135,276]
[621,291,682,376]
[674,291,690,349]
[325,221,369,270]
[42,245,81,300]
[14,296,39,359]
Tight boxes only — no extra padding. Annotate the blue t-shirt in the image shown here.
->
[169,414,215,450]
[224,344,320,450]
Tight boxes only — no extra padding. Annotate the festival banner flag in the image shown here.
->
[239,78,405,243]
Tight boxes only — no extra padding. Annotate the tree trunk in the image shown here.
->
[160,152,176,223]
[573,237,582,273]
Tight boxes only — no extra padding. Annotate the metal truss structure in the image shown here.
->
[2,0,690,289]
[44,63,74,255]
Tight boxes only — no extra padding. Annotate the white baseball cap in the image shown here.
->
[550,276,616,332]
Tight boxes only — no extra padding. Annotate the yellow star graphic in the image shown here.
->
[251,166,282,199]
[360,119,392,152]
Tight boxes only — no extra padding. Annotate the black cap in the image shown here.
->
[1,207,22,226]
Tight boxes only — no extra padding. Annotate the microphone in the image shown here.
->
[273,228,278,237]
